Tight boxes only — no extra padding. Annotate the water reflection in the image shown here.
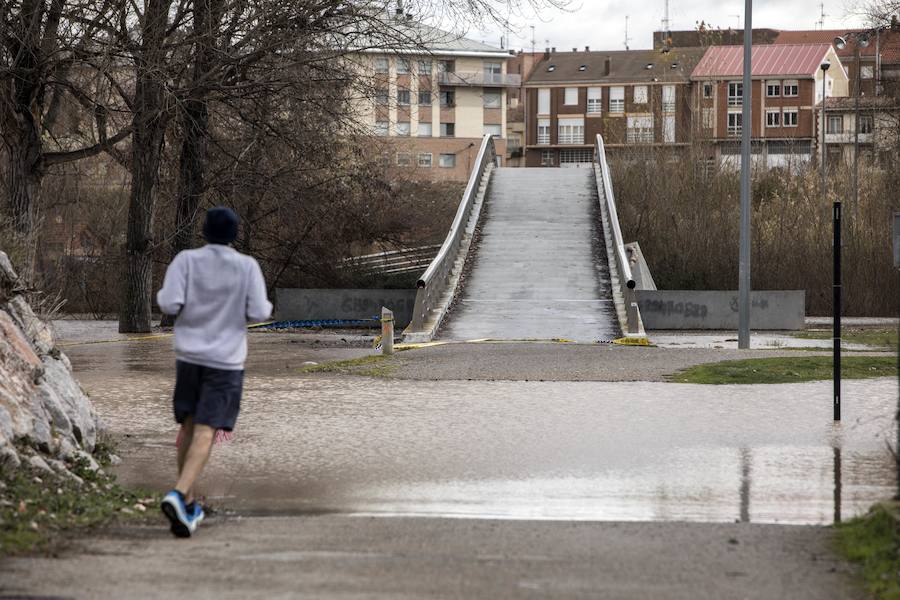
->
[740,447,751,523]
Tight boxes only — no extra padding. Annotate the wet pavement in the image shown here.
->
[56,322,898,526]
[441,168,620,342]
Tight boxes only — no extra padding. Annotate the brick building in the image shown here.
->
[521,47,707,167]
[690,44,848,169]
[357,22,519,182]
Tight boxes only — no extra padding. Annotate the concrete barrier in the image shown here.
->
[275,289,417,328]
[635,290,805,330]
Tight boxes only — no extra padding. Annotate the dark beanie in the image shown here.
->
[202,207,239,244]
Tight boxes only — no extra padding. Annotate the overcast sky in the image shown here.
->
[466,0,869,52]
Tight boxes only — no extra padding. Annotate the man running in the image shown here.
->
[156,207,272,537]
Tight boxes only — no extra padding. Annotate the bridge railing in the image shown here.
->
[594,134,645,337]
[404,135,496,337]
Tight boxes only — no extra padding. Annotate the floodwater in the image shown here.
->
[441,168,620,342]
[58,322,898,525]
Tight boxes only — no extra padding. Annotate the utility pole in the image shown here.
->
[737,0,753,349]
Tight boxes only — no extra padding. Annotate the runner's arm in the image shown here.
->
[246,259,273,322]
[157,254,187,316]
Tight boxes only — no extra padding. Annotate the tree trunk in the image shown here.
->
[118,0,170,333]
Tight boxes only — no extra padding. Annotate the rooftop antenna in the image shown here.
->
[662,0,671,38]
[624,15,632,50]
[530,25,536,54]
[817,2,828,29]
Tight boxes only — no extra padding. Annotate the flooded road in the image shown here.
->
[57,322,898,526]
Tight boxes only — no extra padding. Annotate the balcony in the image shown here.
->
[437,72,522,87]
[825,132,873,144]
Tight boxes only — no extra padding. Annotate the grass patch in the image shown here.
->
[1,447,158,557]
[669,356,898,384]
[792,328,899,349]
[300,354,397,377]
[836,503,900,599]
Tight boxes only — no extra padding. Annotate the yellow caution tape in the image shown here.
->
[612,337,652,346]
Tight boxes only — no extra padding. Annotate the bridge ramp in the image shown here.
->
[441,168,620,342]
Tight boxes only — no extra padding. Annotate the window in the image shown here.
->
[396,152,411,167]
[484,62,503,83]
[537,118,550,144]
[702,107,714,129]
[538,88,551,114]
[541,150,555,166]
[439,153,456,168]
[663,115,675,143]
[702,82,713,98]
[484,124,502,137]
[633,85,648,104]
[417,59,432,75]
[826,115,843,134]
[397,89,411,105]
[766,110,781,127]
[727,112,742,136]
[587,87,602,114]
[728,82,742,106]
[662,85,676,112]
[374,121,389,136]
[440,122,455,137]
[558,117,584,144]
[375,87,389,105]
[626,115,654,143]
[396,121,410,136]
[438,60,455,73]
[783,109,798,127]
[609,86,625,113]
[483,90,502,108]
[766,81,780,97]
[418,90,432,106]
[439,90,455,107]
[861,65,874,79]
[374,57,389,74]
[560,149,594,164]
[859,114,874,134]
[396,58,410,74]
[418,122,432,137]
[418,153,433,168]
[564,87,579,105]
[783,80,799,96]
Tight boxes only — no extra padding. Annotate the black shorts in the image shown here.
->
[173,361,244,431]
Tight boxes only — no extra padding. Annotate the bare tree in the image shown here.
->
[0,0,131,277]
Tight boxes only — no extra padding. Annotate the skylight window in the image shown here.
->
[547,64,556,72]
[645,63,653,70]
[578,65,587,71]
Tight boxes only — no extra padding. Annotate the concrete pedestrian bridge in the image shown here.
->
[403,135,645,343]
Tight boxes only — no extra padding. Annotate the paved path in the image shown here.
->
[442,168,619,342]
[2,516,863,600]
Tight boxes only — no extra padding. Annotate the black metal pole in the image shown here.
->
[834,200,842,421]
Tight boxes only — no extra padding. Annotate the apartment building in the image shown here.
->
[691,44,848,168]
[359,23,518,182]
[522,47,708,167]
[818,96,900,164]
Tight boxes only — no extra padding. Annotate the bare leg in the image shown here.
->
[175,424,215,500]
[177,417,195,502]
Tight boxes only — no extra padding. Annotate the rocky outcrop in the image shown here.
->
[0,251,98,471]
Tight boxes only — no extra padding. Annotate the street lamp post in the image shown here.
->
[737,0,752,349]
[820,60,830,198]
[834,33,871,218]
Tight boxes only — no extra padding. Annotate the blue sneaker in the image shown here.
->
[161,490,194,538]
[188,502,205,528]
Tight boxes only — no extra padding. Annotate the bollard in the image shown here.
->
[381,307,394,356]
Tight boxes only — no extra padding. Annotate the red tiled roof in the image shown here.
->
[692,44,832,78]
